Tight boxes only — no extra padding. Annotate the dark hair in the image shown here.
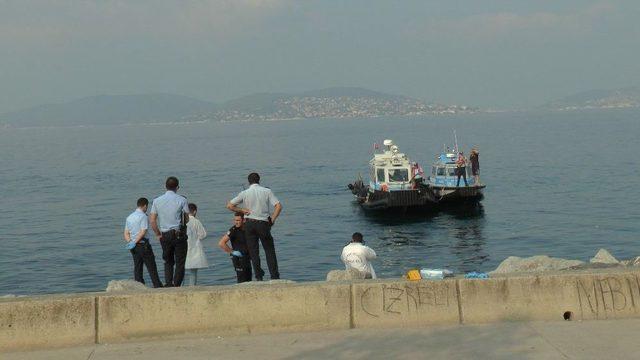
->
[234,212,245,218]
[137,197,149,207]
[352,232,364,243]
[188,203,197,213]
[248,172,260,184]
[165,176,179,191]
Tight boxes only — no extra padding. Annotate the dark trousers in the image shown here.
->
[231,254,253,283]
[130,240,162,288]
[160,230,188,287]
[244,219,279,280]
[456,167,468,187]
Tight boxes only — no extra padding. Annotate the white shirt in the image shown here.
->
[185,215,209,269]
[230,184,280,221]
[341,242,377,279]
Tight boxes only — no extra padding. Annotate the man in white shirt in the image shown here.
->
[341,232,377,279]
[227,172,282,280]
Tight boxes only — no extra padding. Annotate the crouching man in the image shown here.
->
[218,212,252,283]
[341,232,377,279]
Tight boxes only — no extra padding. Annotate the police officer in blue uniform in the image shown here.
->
[124,197,162,288]
[149,176,190,287]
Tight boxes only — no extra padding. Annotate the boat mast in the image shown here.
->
[453,130,459,154]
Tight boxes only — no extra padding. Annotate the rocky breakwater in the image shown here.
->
[490,248,640,275]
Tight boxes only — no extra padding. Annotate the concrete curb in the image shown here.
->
[4,270,640,351]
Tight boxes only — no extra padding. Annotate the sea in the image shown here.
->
[1,109,639,295]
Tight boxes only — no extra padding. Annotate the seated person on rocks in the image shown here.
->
[341,232,377,279]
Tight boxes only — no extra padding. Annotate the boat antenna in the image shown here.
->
[453,130,459,153]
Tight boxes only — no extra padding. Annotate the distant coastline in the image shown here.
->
[0,87,478,127]
[542,87,640,112]
[2,86,640,127]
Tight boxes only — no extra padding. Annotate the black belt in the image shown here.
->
[245,218,269,223]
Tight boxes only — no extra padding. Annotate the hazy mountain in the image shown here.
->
[0,93,217,126]
[544,87,640,111]
[214,86,475,120]
[298,87,405,99]
[1,87,475,127]
[218,87,405,115]
[220,92,288,115]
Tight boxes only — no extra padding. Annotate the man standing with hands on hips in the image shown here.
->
[150,176,190,287]
[227,172,282,281]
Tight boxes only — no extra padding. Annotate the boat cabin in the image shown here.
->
[428,152,476,187]
[369,140,414,192]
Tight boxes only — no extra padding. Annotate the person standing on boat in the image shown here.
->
[185,203,208,286]
[456,151,469,187]
[341,232,377,279]
[150,176,190,287]
[226,172,282,281]
[470,147,480,184]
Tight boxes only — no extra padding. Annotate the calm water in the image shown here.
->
[1,110,639,295]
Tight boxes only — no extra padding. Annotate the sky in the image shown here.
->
[1,0,639,113]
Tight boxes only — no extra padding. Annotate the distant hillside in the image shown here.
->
[0,87,477,127]
[214,87,475,121]
[0,94,217,126]
[298,87,405,99]
[220,92,288,115]
[218,87,406,115]
[544,87,640,111]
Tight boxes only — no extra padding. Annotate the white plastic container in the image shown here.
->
[420,269,453,280]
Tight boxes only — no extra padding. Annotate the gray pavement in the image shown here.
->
[5,319,640,359]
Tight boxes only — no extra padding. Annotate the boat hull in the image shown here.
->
[360,189,435,210]
[349,181,485,211]
[428,185,485,203]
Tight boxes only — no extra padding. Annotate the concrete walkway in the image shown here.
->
[5,319,640,360]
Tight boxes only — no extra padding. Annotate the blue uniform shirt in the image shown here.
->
[125,209,148,241]
[150,191,189,232]
[230,184,280,221]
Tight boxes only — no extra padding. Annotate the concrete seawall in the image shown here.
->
[4,269,640,351]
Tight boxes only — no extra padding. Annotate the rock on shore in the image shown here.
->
[106,280,149,292]
[590,248,619,264]
[490,249,636,274]
[326,268,368,281]
[490,255,584,274]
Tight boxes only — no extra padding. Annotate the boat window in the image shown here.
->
[377,168,386,182]
[448,167,457,176]
[388,169,409,182]
[437,167,445,176]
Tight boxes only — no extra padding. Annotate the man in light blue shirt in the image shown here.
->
[124,197,162,288]
[150,176,190,287]
[227,172,282,280]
